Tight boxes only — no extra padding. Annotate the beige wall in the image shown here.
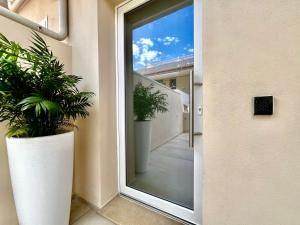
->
[69,0,101,206]
[98,0,118,206]
[2,0,300,225]
[0,123,18,225]
[16,0,59,32]
[0,15,71,225]
[203,1,300,225]
[176,75,190,94]
[159,74,190,94]
[70,0,118,208]
[164,75,190,93]
[0,1,119,223]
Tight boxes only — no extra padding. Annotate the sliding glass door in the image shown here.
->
[117,0,202,224]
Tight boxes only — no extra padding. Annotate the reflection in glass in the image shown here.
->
[125,0,194,209]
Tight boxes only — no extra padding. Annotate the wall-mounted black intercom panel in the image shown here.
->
[254,96,273,115]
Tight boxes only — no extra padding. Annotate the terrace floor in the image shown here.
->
[129,133,194,209]
[70,196,183,225]
[70,198,115,225]
[70,133,193,225]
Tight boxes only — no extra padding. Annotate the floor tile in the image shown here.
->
[72,211,115,225]
[70,198,90,224]
[100,196,184,225]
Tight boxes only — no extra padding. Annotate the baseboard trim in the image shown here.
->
[72,191,119,210]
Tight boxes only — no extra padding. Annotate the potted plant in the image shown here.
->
[133,82,168,173]
[0,32,93,225]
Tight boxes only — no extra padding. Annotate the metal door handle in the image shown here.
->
[193,132,203,136]
[194,82,203,86]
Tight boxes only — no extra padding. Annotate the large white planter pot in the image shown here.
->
[6,131,74,225]
[134,121,152,173]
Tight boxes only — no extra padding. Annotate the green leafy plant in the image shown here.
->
[0,32,94,137]
[134,82,168,121]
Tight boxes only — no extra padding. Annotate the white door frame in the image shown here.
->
[116,0,203,224]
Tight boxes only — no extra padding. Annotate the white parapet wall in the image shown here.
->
[133,72,184,150]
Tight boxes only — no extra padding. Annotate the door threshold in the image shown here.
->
[119,194,195,225]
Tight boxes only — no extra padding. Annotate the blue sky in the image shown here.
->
[132,5,194,70]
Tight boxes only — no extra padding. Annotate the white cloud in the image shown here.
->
[140,50,159,63]
[157,36,180,46]
[188,48,194,53]
[132,43,140,57]
[138,49,161,66]
[165,36,179,42]
[134,37,161,68]
[138,38,154,47]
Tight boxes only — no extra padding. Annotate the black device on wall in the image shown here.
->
[254,96,273,115]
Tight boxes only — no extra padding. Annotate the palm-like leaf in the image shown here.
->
[18,96,62,116]
[0,32,94,137]
[134,82,168,121]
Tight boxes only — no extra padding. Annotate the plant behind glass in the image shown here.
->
[0,32,94,137]
[133,82,168,121]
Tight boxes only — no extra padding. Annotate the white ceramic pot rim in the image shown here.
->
[6,130,74,140]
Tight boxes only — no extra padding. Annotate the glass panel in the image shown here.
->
[125,0,194,210]
[1,0,59,33]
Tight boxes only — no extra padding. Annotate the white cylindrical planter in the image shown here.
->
[6,131,74,225]
[134,121,152,173]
